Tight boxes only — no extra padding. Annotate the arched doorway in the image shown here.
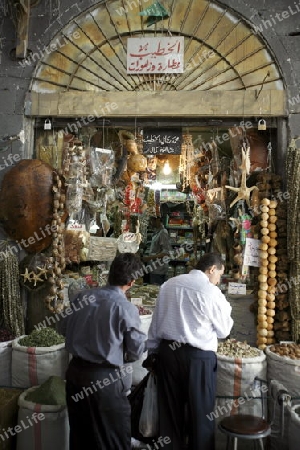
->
[28,0,285,117]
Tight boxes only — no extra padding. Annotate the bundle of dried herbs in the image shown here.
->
[19,327,65,347]
[25,376,66,406]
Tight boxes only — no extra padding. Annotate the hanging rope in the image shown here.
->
[0,242,25,336]
[286,138,300,341]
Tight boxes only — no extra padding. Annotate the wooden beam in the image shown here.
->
[27,90,286,118]
[16,0,31,59]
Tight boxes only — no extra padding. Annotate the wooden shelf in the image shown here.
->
[166,225,193,230]
[169,259,189,264]
[171,241,194,246]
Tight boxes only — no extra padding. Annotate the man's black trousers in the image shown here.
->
[157,340,217,450]
[66,357,131,450]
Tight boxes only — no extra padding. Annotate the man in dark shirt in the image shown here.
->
[61,253,147,450]
[143,216,172,285]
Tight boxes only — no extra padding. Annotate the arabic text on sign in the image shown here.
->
[127,36,184,74]
[143,128,182,155]
[147,146,177,155]
[144,134,180,145]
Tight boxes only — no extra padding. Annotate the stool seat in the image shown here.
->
[220,415,270,435]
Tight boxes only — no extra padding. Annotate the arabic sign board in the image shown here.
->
[143,129,182,155]
[127,36,184,74]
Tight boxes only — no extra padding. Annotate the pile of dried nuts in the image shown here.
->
[217,339,261,358]
[269,343,300,359]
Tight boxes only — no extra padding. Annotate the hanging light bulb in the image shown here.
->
[163,160,172,175]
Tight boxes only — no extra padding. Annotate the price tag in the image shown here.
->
[228,282,246,295]
[67,221,86,231]
[131,297,143,306]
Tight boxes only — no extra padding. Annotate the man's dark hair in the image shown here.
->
[108,253,143,286]
[195,252,224,272]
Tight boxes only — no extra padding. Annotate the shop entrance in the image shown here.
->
[23,0,291,344]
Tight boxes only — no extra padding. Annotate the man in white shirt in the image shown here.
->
[146,252,233,450]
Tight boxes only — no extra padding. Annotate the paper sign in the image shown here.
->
[127,37,184,74]
[67,222,86,231]
[131,297,143,306]
[228,282,247,295]
[243,238,260,267]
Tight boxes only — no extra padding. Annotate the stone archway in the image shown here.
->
[27,0,285,117]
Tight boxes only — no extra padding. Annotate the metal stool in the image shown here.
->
[218,378,291,450]
[218,414,271,450]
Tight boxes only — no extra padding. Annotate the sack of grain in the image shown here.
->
[216,351,267,416]
[11,330,69,388]
[215,340,267,450]
[16,384,69,450]
[265,345,300,396]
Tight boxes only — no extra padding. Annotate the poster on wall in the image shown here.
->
[243,237,260,267]
[127,37,184,74]
[142,129,182,155]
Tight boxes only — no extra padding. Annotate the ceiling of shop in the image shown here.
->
[31,0,283,93]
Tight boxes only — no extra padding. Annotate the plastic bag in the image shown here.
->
[139,373,159,437]
[89,147,115,187]
[117,232,140,253]
[128,372,151,442]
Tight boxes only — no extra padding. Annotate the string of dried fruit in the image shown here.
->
[257,197,278,350]
[179,134,194,190]
[147,189,155,216]
[273,199,291,341]
[45,172,66,314]
[112,206,122,238]
[0,252,25,336]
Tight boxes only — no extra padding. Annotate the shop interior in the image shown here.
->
[31,116,281,296]
[0,115,289,347]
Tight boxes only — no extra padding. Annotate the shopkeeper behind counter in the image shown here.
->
[143,216,172,286]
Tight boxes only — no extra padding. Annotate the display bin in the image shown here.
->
[0,388,23,450]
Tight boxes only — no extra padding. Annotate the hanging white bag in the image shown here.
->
[139,372,159,437]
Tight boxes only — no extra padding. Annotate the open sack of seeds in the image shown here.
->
[214,340,267,450]
[16,376,69,450]
[11,328,69,388]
